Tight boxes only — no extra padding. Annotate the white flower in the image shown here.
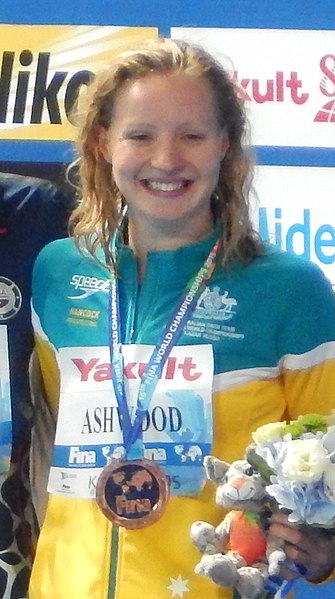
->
[281,438,330,484]
[252,421,284,444]
[326,411,335,427]
[322,425,335,456]
[323,463,335,504]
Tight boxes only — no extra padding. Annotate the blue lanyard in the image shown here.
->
[108,238,219,460]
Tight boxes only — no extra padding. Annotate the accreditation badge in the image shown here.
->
[48,344,214,499]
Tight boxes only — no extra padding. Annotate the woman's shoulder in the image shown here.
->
[255,243,329,280]
[32,238,85,292]
[33,237,79,272]
[32,237,110,288]
[36,236,75,259]
[251,244,334,306]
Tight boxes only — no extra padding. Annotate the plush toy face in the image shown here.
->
[204,457,267,511]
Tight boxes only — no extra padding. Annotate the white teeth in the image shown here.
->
[147,181,184,192]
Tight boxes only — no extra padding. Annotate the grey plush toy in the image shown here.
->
[190,456,286,599]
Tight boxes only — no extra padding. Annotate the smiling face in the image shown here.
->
[99,72,229,244]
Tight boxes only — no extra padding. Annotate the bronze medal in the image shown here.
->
[96,459,169,529]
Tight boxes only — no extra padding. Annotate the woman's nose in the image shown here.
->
[150,137,183,172]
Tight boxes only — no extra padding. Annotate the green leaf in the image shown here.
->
[246,445,275,484]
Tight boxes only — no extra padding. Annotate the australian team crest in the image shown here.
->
[196,287,237,321]
[0,277,22,321]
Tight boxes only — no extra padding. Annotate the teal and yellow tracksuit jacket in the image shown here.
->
[29,230,335,599]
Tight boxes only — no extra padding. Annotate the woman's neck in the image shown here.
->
[127,216,215,282]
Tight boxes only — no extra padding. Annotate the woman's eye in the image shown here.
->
[183,133,205,141]
[125,133,151,141]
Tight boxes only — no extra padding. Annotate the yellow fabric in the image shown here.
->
[30,495,111,599]
[29,354,335,599]
[33,335,60,417]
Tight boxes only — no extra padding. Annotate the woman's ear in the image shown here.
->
[97,127,112,163]
[220,136,230,161]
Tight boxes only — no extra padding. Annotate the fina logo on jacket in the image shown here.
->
[0,277,22,320]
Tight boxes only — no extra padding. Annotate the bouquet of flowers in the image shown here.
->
[191,413,335,599]
[245,412,335,598]
[247,412,335,529]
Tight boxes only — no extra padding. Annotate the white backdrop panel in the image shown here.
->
[252,165,335,286]
[171,27,335,147]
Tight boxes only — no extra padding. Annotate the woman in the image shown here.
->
[29,38,335,599]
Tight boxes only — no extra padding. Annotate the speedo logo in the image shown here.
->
[68,274,110,300]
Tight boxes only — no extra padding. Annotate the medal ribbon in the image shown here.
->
[109,238,219,460]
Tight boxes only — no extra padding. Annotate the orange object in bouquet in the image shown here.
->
[227,509,267,566]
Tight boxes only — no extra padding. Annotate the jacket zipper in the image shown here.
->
[107,527,119,599]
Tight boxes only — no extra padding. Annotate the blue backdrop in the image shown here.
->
[0,0,334,170]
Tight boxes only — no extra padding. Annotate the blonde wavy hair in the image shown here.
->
[69,37,263,270]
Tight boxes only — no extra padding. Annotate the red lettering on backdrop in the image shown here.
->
[319,55,335,97]
[233,71,309,104]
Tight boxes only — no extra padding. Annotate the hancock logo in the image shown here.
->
[68,274,110,299]
[0,49,93,125]
[196,287,237,321]
[234,53,335,123]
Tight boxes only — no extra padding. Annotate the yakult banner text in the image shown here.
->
[171,28,335,148]
[251,165,335,286]
[0,25,157,141]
